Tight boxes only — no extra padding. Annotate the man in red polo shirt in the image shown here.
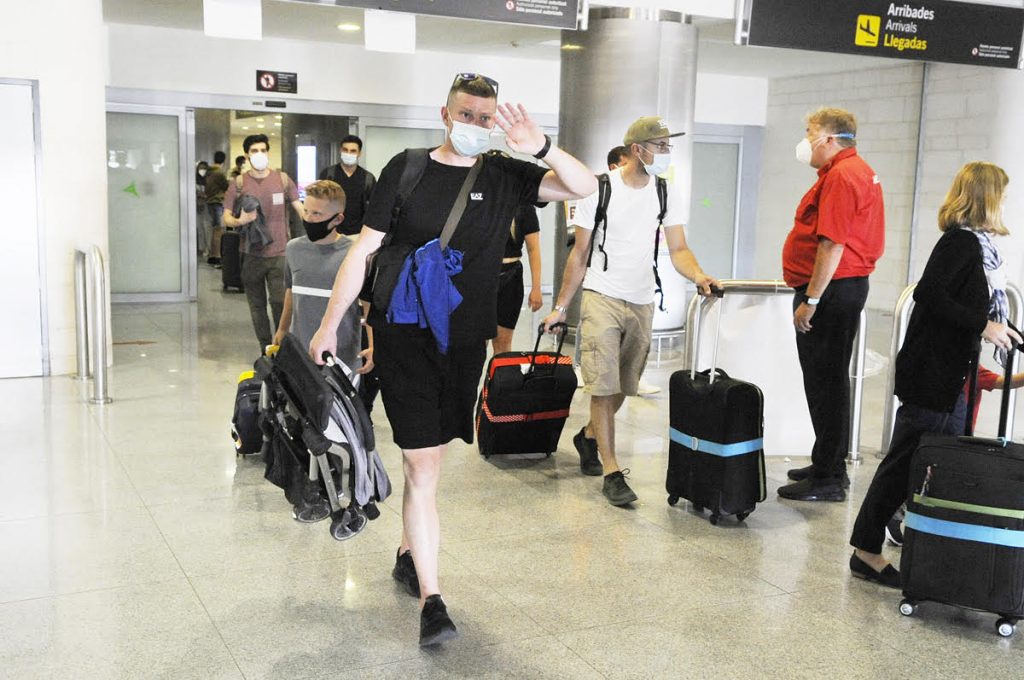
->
[778,107,885,502]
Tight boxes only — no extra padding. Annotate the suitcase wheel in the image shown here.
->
[996,618,1017,638]
[736,512,749,522]
[709,513,720,526]
[667,495,679,506]
[898,599,916,617]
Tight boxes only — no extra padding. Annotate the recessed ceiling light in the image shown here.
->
[337,23,361,32]
[257,124,265,129]
[275,115,283,119]
[561,44,583,51]
[242,126,249,130]
[256,118,264,122]
[274,122,282,127]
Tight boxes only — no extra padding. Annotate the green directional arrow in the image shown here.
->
[122,182,139,198]
[701,197,712,208]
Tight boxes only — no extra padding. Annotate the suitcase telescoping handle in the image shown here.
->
[529,322,568,373]
[691,284,726,384]
[958,327,1022,446]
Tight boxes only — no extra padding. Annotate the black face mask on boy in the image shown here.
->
[302,214,339,242]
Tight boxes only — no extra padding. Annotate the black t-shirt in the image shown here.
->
[364,150,548,344]
[503,203,541,259]
[318,164,376,235]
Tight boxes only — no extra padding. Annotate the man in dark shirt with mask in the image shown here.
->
[318,135,377,236]
[309,73,596,648]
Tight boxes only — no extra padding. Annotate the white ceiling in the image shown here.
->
[102,0,910,79]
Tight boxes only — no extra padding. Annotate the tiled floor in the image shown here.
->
[2,266,1023,679]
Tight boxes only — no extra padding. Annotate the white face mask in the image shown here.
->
[249,152,269,171]
[340,152,358,166]
[197,169,207,177]
[795,138,814,166]
[448,119,492,157]
[642,151,670,177]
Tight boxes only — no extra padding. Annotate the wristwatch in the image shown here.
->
[553,304,567,314]
[803,294,820,306]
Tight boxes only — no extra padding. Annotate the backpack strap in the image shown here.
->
[391,148,430,233]
[653,176,668,311]
[586,173,612,271]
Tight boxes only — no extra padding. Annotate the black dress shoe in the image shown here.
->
[849,552,901,588]
[777,477,846,502]
[786,464,850,489]
[419,594,458,647]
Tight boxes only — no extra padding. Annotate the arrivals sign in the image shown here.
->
[280,0,581,30]
[747,0,1024,69]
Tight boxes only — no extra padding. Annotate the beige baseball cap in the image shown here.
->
[623,116,686,146]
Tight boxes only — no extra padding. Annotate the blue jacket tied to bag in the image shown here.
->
[386,238,464,354]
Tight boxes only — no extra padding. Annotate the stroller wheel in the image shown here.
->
[293,497,331,524]
[330,508,369,541]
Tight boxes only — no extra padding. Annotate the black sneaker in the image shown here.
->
[573,427,603,476]
[886,515,905,547]
[777,477,846,502]
[419,594,458,647]
[392,549,420,598]
[602,469,638,506]
[786,465,851,489]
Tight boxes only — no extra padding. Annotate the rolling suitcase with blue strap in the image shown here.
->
[666,290,766,524]
[899,343,1024,637]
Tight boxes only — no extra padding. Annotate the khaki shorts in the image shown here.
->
[579,290,654,397]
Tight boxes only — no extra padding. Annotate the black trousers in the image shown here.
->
[850,394,966,553]
[793,276,869,480]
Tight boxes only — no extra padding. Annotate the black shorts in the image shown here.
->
[373,323,487,450]
[495,260,525,330]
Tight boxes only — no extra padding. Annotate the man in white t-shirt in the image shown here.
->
[543,116,719,506]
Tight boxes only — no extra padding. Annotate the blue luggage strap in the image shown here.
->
[905,511,1024,549]
[669,427,763,458]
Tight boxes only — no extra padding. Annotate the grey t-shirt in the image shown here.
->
[284,235,361,368]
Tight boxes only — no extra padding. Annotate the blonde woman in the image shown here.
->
[849,161,1022,587]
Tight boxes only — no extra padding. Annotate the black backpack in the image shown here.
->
[586,173,669,311]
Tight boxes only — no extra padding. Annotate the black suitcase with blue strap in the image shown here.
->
[666,291,766,524]
[899,344,1024,637]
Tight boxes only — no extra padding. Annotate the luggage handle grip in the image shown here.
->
[957,435,1009,448]
[533,322,568,360]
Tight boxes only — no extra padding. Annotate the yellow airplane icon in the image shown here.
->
[855,15,881,47]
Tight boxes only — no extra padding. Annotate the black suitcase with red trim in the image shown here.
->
[476,324,577,458]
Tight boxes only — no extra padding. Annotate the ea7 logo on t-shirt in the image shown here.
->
[470,192,484,201]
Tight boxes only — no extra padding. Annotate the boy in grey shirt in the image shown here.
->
[273,180,368,372]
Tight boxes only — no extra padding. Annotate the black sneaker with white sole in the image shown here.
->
[392,548,420,597]
[419,594,458,647]
[885,515,905,547]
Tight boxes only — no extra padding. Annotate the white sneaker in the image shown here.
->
[637,381,661,396]
[574,366,585,389]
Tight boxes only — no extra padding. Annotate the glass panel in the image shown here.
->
[363,125,445,179]
[687,142,739,279]
[106,112,182,294]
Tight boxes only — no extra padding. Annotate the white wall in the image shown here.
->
[105,23,768,127]
[754,63,924,312]
[1,0,108,375]
[106,23,562,114]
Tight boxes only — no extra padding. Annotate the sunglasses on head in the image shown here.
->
[452,72,499,97]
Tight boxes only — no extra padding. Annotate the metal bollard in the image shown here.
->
[73,250,90,381]
[88,246,112,405]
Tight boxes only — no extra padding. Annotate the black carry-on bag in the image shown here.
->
[476,323,577,458]
[667,289,766,525]
[221,229,243,291]
[899,340,1024,637]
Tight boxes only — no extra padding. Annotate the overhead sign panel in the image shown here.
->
[280,0,581,30]
[257,70,298,94]
[746,0,1024,69]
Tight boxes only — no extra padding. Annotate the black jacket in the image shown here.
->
[895,228,990,411]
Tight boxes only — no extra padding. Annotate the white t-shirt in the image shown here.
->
[571,168,687,305]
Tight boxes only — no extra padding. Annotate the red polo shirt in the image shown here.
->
[782,148,885,288]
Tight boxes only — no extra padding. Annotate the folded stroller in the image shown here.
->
[260,333,391,541]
